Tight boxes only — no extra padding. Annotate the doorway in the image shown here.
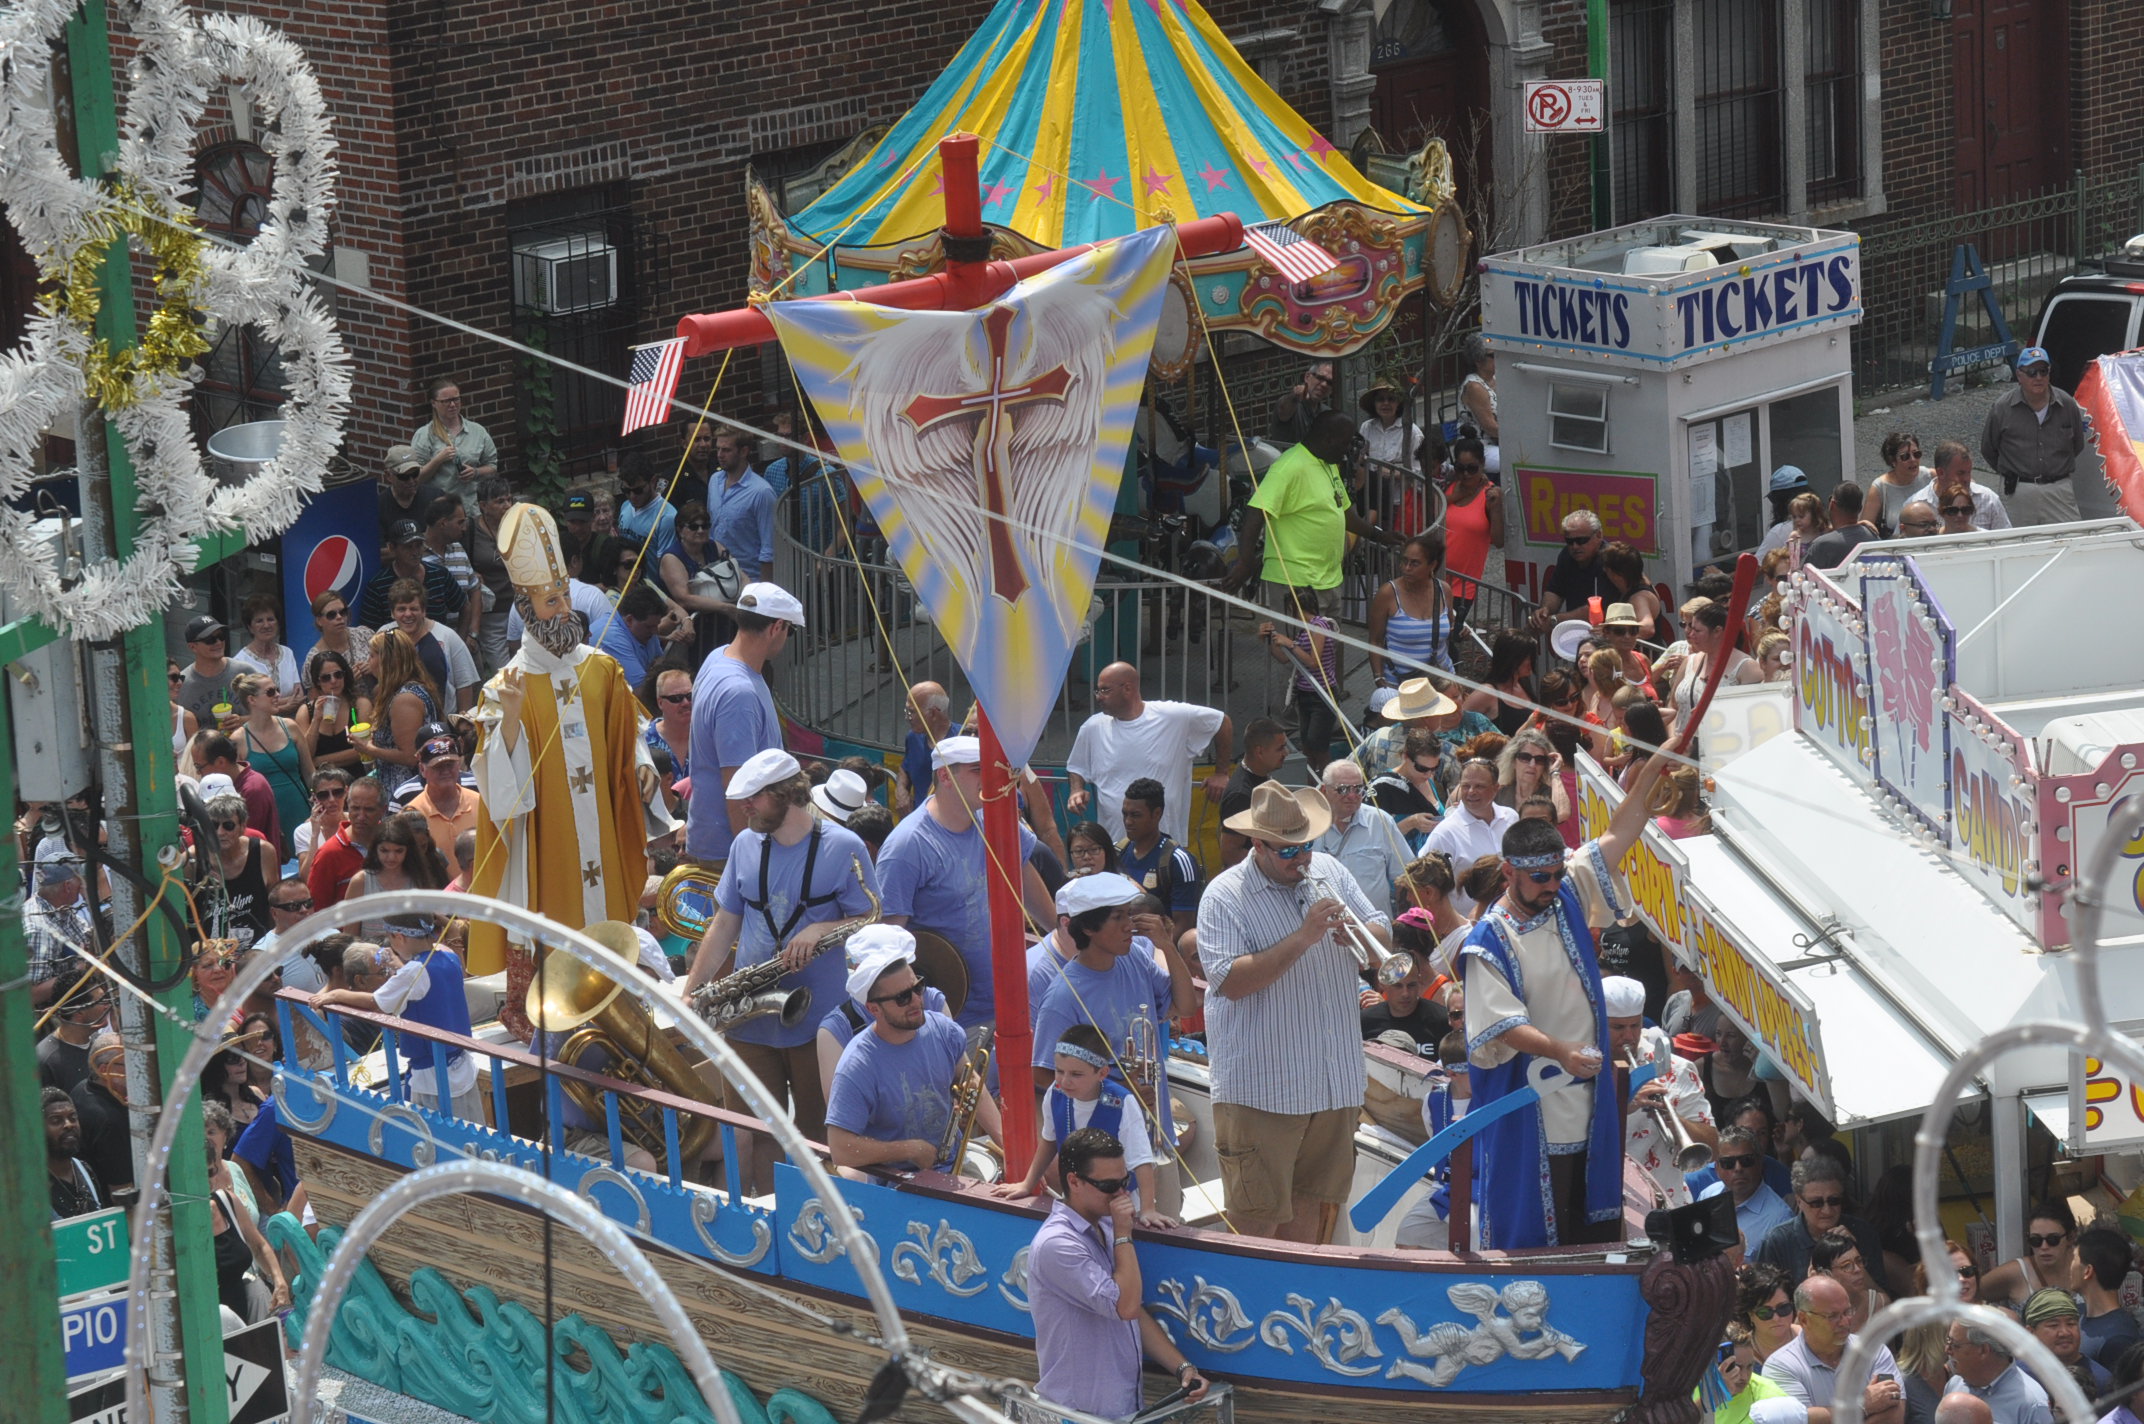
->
[1369,0,1493,202]
[1950,0,2067,212]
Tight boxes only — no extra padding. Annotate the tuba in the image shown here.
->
[526,921,722,1168]
[937,1024,1002,1182]
[689,856,879,1033]
[655,859,724,940]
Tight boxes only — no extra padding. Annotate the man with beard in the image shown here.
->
[685,748,882,1192]
[467,503,657,1029]
[45,1087,106,1219]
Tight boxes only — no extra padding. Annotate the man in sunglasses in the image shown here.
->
[825,926,1002,1177]
[1530,508,1618,632]
[1752,1153,1885,1288]
[1028,1125,1209,1420]
[377,444,440,537]
[1904,440,2010,534]
[1459,752,1667,1250]
[1696,1126,1794,1261]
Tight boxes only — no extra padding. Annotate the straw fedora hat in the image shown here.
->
[1381,676,1457,722]
[1358,383,1404,416]
[1222,782,1333,846]
[1601,602,1641,628]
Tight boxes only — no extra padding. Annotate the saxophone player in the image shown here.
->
[825,926,1003,1181]
[685,748,882,1189]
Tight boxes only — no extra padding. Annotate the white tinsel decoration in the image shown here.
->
[0,0,349,640]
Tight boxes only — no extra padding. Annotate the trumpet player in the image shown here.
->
[685,748,882,1187]
[825,927,1002,1180]
[1602,975,1718,1208]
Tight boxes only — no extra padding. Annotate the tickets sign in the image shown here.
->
[1575,752,1833,1116]
[1516,466,1658,553]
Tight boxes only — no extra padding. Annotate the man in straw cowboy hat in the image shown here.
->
[467,502,659,1033]
[1196,782,1392,1242]
[1354,675,1488,782]
[1461,753,1667,1250]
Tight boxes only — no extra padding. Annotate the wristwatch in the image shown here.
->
[1174,1362,1198,1383]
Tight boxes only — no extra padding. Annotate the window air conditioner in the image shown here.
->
[514,236,618,315]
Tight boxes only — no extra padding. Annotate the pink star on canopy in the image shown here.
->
[1283,149,1308,171]
[1141,165,1172,198]
[1033,172,1055,200]
[928,173,944,196]
[1197,161,1231,192]
[983,181,1015,208]
[1083,167,1121,200]
[1249,155,1273,177]
[1308,133,1338,163]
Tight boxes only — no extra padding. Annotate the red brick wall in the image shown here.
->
[1537,0,1598,242]
[1860,0,1952,237]
[2071,0,2144,181]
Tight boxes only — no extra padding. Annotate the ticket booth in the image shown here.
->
[1478,217,1862,598]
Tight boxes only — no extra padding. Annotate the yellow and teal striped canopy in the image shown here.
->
[788,0,1429,250]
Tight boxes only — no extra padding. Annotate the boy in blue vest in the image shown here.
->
[995,1024,1174,1228]
[314,914,482,1123]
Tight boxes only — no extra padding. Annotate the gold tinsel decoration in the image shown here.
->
[50,180,212,411]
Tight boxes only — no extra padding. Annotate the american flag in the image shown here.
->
[620,337,686,436]
[1243,220,1341,286]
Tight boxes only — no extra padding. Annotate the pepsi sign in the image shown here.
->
[281,478,380,661]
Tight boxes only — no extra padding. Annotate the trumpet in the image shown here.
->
[1617,1046,1714,1172]
[1305,874,1413,988]
[938,1025,1001,1182]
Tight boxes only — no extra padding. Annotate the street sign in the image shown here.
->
[67,1372,128,1424]
[53,1207,131,1300]
[1523,79,1606,134]
[61,1290,128,1382]
[223,1316,290,1424]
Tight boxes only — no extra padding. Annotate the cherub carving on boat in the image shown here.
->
[1378,1281,1586,1387]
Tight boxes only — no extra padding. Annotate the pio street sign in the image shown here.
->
[61,1290,128,1382]
[1523,79,1607,134]
[53,1207,131,1300]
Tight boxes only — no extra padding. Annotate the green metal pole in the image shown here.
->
[1588,0,1612,228]
[54,4,230,1421]
[0,689,68,1422]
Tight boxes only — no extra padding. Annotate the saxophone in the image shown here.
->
[689,855,879,1032]
[937,1025,1001,1181]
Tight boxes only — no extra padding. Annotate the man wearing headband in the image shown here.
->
[313,914,482,1121]
[1461,754,1668,1249]
[2022,1287,2110,1392]
[824,926,1002,1177]
[1602,974,1718,1208]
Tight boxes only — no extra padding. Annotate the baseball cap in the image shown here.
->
[1054,871,1143,918]
[1766,465,1810,494]
[386,444,422,475]
[931,735,981,771]
[418,737,459,764]
[34,835,83,885]
[563,492,595,516]
[727,747,802,799]
[2017,345,2051,371]
[184,615,227,643]
[388,518,424,545]
[844,925,918,1006]
[735,582,806,627]
[198,773,239,801]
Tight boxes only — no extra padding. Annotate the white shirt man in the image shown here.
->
[1423,758,1516,909]
[1906,441,2013,534]
[1602,976,1717,1208]
[1066,662,1232,844]
[1312,761,1410,916]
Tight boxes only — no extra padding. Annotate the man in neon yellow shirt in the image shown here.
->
[1223,411,1398,603]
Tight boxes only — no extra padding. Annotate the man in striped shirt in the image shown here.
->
[1197,782,1391,1242]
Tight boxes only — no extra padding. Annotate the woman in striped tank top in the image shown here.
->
[1368,530,1456,687]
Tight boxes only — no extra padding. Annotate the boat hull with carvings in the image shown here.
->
[276,1032,1700,1424]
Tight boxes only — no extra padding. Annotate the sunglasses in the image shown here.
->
[1801,1194,1846,1210]
[316,788,346,800]
[1270,842,1313,860]
[2026,1232,2068,1249]
[1453,462,1483,475]
[1079,1172,1132,1196]
[1564,535,1595,546]
[169,671,185,684]
[1410,760,1436,774]
[1515,752,1551,765]
[1329,783,1365,796]
[320,607,348,620]
[1942,503,1974,515]
[681,521,710,531]
[273,897,314,913]
[1900,448,1922,459]
[393,471,419,481]
[869,984,923,1007]
[212,818,245,832]
[1750,1303,1791,1321]
[1523,865,1568,885]
[1716,1153,1761,1170]
[318,668,346,681]
[659,692,692,705]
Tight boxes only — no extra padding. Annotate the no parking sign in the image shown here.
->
[1523,79,1606,134]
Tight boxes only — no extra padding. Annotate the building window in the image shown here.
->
[1548,383,1611,453]
[506,185,656,448]
[1608,0,1869,224]
[1610,0,1675,223]
[193,141,286,440]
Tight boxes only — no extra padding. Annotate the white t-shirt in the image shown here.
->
[229,643,301,696]
[1066,700,1226,843]
[426,622,479,699]
[373,953,480,1099]
[1422,802,1519,910]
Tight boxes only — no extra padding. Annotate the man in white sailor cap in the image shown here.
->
[1602,973,1717,1208]
[685,747,882,1191]
[686,581,805,871]
[823,925,1003,1179]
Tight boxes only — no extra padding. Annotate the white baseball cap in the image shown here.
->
[1055,871,1144,918]
[198,772,239,801]
[736,582,805,627]
[727,748,801,800]
[844,924,918,1006]
[931,735,981,771]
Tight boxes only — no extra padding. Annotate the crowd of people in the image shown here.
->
[17,345,2115,1421]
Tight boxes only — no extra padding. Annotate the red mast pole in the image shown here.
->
[678,132,1244,1172]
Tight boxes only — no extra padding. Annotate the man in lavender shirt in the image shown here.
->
[1027,1127,1209,1420]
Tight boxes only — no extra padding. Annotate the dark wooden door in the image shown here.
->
[1952,0,2067,212]
[1369,0,1491,197]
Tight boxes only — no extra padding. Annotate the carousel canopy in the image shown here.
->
[787,0,1429,251]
